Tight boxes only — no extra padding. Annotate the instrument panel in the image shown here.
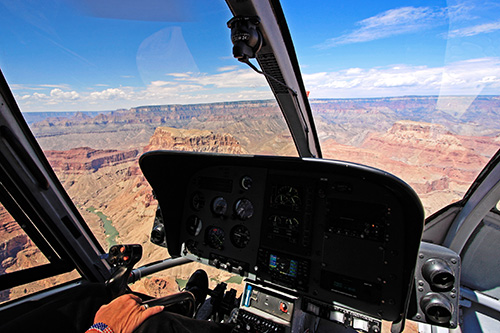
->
[140,151,424,323]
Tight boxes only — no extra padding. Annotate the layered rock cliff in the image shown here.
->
[362,120,496,185]
[5,96,499,302]
[143,127,246,155]
[322,120,499,214]
[45,147,139,173]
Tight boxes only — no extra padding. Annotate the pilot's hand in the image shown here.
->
[93,294,164,333]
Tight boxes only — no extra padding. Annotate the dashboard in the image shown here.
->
[140,151,424,325]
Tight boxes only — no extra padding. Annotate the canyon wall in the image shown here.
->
[3,96,499,302]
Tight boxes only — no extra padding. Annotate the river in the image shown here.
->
[87,207,119,248]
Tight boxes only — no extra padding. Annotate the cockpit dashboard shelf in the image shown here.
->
[140,151,424,323]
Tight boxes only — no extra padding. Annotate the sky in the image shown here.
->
[0,0,499,112]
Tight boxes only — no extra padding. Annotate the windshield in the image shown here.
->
[282,0,500,215]
[1,0,499,300]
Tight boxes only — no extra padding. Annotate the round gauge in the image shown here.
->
[241,176,253,190]
[275,186,301,208]
[285,217,300,229]
[279,186,298,197]
[269,215,281,226]
[234,198,254,220]
[191,192,205,211]
[206,226,225,250]
[212,197,228,216]
[186,215,203,236]
[289,195,301,207]
[231,225,250,248]
[274,193,289,206]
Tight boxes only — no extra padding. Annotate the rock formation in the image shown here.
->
[4,96,499,302]
[144,127,246,155]
[45,147,139,173]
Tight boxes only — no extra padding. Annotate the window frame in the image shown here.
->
[0,181,75,292]
[0,69,111,300]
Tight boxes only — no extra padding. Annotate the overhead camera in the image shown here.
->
[227,16,262,61]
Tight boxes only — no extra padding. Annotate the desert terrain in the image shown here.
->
[1,96,499,304]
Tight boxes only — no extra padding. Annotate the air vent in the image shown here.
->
[408,242,460,328]
[257,53,289,94]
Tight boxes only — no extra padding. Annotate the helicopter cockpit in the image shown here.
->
[5,0,500,332]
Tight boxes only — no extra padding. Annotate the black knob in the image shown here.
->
[151,224,165,244]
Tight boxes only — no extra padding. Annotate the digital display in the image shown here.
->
[320,270,382,303]
[327,199,388,242]
[269,254,298,278]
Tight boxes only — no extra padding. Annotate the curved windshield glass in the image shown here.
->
[0,0,295,294]
[283,0,500,216]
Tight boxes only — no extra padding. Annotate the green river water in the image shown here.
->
[87,207,119,248]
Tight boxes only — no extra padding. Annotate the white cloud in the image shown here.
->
[89,88,129,100]
[448,20,500,37]
[317,3,482,47]
[318,6,446,47]
[14,58,500,111]
[167,73,193,78]
[217,66,238,72]
[40,84,72,90]
[50,88,79,100]
[11,83,71,92]
[18,89,80,107]
[449,4,477,21]
[303,57,500,98]
[178,69,267,89]
[12,67,271,111]
[149,80,175,87]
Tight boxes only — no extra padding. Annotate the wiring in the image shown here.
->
[240,58,316,157]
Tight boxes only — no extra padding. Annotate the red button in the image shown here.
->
[280,302,288,313]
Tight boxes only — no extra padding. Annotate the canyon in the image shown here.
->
[2,96,499,302]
